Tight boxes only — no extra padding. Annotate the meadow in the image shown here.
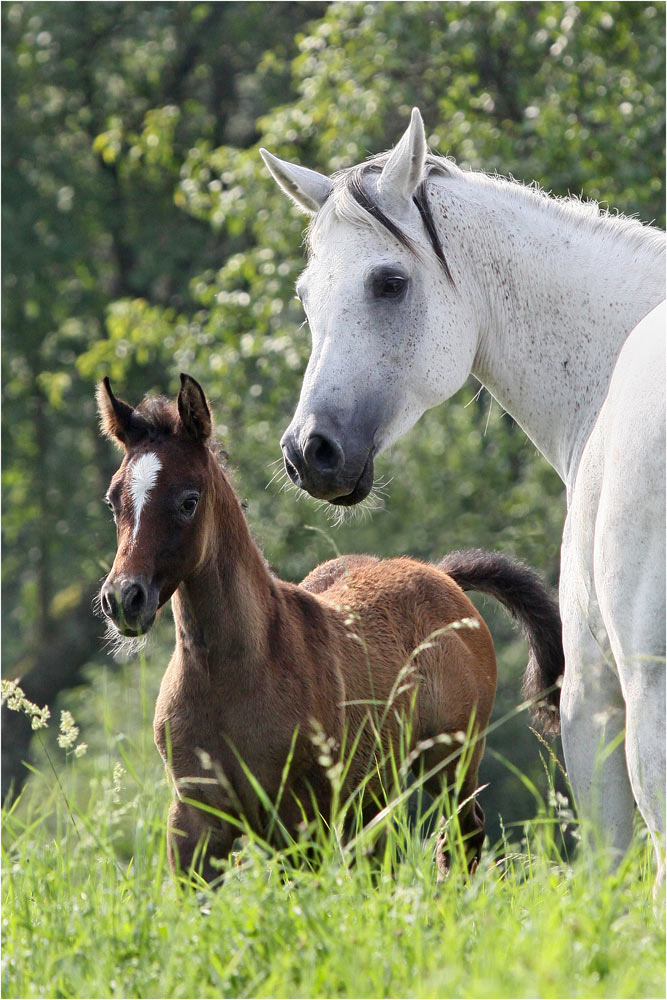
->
[3,642,664,1000]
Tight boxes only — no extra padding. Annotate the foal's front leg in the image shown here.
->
[167,798,236,884]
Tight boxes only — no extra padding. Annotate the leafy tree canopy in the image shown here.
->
[3,1,664,824]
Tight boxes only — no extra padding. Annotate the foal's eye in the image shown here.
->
[104,497,116,520]
[179,495,199,519]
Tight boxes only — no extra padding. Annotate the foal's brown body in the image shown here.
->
[155,550,495,878]
[98,375,562,883]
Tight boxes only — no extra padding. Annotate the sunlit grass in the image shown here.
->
[2,648,664,1000]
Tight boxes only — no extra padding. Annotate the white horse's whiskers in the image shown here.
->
[265,457,390,526]
[322,480,390,527]
[265,459,288,491]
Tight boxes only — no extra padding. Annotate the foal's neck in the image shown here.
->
[435,173,665,488]
[171,456,274,674]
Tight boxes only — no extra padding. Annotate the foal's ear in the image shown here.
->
[177,374,212,444]
[376,107,427,218]
[96,377,147,449]
[259,148,332,215]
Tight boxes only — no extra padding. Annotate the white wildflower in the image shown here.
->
[1,679,51,729]
[57,709,80,749]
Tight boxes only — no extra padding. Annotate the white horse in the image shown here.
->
[260,109,666,875]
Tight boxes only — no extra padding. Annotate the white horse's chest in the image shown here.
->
[563,301,666,626]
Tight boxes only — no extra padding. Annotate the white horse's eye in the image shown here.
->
[381,275,407,297]
[368,269,409,301]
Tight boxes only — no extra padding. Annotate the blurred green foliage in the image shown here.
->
[3,1,664,836]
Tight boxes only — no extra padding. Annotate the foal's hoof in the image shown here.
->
[435,834,481,882]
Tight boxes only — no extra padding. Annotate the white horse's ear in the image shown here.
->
[259,148,333,215]
[376,107,427,217]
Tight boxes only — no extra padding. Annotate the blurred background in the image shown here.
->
[2,1,665,847]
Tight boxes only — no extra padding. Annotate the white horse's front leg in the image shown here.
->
[559,553,635,862]
[591,314,666,882]
[616,648,666,884]
[594,477,666,881]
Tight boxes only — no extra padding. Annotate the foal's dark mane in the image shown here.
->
[133,395,224,458]
[134,396,181,440]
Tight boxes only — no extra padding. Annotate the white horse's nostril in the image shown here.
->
[281,435,304,484]
[283,455,299,484]
[303,433,344,474]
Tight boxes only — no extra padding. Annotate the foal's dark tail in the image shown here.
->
[438,549,563,737]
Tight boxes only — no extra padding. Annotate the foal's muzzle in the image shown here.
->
[281,429,375,505]
[100,575,158,637]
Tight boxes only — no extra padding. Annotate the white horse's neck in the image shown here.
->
[430,171,665,488]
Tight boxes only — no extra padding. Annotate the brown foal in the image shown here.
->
[98,374,563,883]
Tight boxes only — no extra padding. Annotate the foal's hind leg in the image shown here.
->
[435,797,485,878]
[419,742,486,877]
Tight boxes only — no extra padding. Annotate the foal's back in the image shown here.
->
[301,556,497,774]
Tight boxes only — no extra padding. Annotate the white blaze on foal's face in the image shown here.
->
[129,452,162,541]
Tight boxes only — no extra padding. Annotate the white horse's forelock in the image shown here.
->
[306,154,456,256]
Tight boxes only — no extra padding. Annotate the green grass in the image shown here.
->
[2,651,665,1000]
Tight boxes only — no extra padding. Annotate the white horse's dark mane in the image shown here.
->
[308,150,664,264]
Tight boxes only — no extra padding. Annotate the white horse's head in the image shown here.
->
[261,109,480,504]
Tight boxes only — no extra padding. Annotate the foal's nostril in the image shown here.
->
[124,582,147,620]
[303,433,344,475]
[101,587,117,620]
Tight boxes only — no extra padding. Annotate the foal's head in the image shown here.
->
[98,374,217,638]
